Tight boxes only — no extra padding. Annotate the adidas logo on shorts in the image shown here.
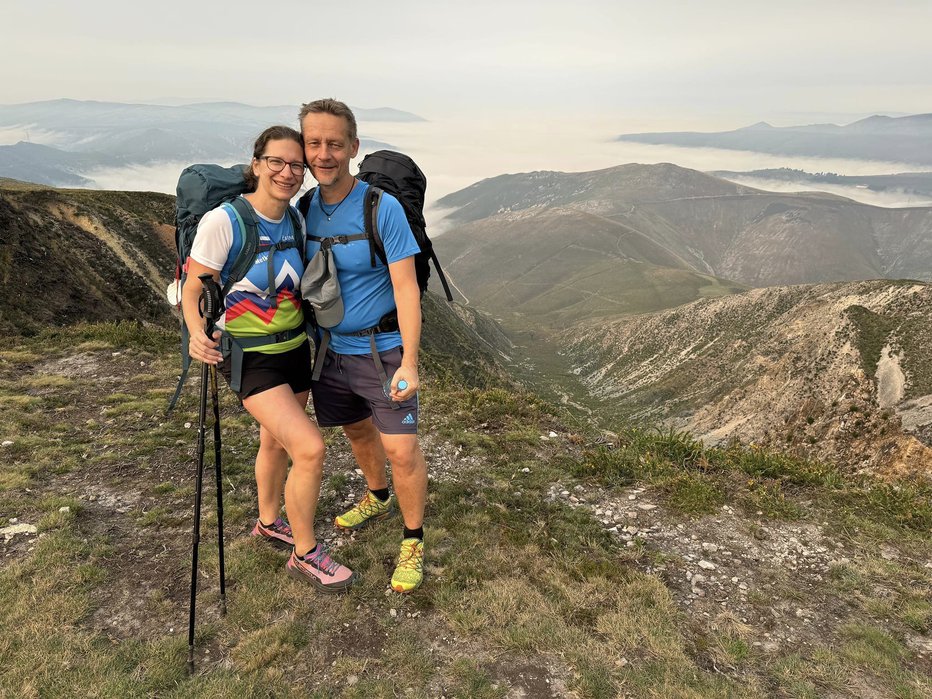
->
[401,413,415,425]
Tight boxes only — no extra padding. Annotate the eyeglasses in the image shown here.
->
[257,156,307,176]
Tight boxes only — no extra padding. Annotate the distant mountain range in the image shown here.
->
[0,99,420,187]
[435,163,932,322]
[616,114,932,165]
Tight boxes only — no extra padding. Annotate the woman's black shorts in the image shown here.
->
[219,339,312,401]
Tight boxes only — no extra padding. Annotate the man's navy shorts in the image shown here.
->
[310,347,418,434]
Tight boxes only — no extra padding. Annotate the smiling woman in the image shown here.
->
[181,124,358,593]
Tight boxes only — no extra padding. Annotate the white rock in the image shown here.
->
[1,441,13,447]
[58,506,71,514]
[389,608,397,617]
[698,560,716,570]
[521,467,531,473]
[0,523,37,537]
[548,431,558,438]
[701,543,718,552]
[184,422,192,429]
[636,503,656,511]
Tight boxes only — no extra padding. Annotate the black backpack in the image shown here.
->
[298,150,453,301]
[167,163,304,411]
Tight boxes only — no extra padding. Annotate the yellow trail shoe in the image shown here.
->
[391,537,424,593]
[334,491,396,532]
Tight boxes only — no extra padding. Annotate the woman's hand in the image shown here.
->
[189,328,223,365]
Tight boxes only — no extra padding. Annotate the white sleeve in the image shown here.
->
[190,207,234,271]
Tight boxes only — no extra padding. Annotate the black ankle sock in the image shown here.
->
[403,526,423,541]
[370,487,390,502]
[297,544,319,559]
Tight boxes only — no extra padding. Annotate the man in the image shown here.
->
[299,98,427,593]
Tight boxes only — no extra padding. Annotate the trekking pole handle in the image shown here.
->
[198,274,223,336]
[397,380,408,391]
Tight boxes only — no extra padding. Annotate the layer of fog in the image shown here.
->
[718,176,932,208]
[64,113,932,229]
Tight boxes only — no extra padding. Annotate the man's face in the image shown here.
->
[301,112,359,190]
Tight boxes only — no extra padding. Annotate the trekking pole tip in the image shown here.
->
[187,648,195,674]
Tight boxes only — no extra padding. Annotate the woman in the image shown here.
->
[183,125,355,592]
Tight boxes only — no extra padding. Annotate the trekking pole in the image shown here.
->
[209,362,227,615]
[187,274,224,673]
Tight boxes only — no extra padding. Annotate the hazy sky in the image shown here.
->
[2,0,930,125]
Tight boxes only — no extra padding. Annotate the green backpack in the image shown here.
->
[167,164,304,411]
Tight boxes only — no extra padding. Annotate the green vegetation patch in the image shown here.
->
[845,304,897,378]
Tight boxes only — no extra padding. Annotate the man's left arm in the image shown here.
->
[387,256,421,401]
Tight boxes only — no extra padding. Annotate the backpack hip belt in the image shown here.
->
[310,312,402,411]
[220,326,306,393]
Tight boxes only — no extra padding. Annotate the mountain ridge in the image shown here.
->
[436,163,932,294]
[615,113,932,165]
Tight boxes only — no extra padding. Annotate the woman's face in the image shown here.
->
[253,138,305,201]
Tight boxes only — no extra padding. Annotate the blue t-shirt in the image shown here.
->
[304,181,419,354]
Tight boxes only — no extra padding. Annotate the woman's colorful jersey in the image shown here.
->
[190,198,306,353]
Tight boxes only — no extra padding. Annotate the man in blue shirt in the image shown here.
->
[300,99,426,593]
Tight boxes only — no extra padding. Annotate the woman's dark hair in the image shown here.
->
[242,125,303,190]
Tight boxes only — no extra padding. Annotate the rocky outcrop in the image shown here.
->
[563,281,932,477]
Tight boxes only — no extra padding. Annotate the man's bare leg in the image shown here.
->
[380,433,426,529]
[343,417,389,491]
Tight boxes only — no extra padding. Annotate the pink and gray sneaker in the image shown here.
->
[251,517,294,550]
[286,544,358,593]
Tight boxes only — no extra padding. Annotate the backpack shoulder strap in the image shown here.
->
[297,187,316,219]
[223,197,260,295]
[363,185,387,268]
[286,206,305,264]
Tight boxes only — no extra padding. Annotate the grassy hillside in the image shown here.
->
[1,323,930,697]
[435,206,745,327]
[1,184,929,697]
[0,181,176,335]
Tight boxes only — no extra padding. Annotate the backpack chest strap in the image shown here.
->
[308,233,368,250]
